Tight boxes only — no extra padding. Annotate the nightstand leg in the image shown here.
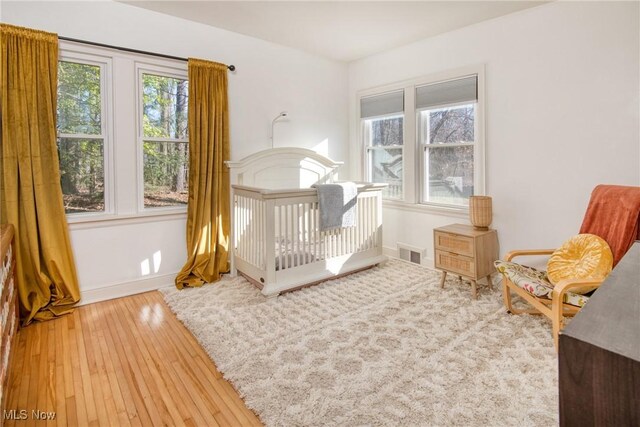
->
[471,280,478,299]
[440,271,447,289]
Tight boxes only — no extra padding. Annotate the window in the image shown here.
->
[418,76,478,207]
[140,72,189,209]
[361,91,404,199]
[358,69,483,210]
[57,41,190,223]
[57,59,107,214]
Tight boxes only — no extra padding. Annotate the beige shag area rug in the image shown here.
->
[161,259,558,427]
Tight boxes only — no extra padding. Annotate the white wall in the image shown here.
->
[348,1,640,264]
[2,1,349,304]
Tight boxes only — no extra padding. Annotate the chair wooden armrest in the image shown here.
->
[504,249,556,262]
[552,278,604,297]
[551,277,604,348]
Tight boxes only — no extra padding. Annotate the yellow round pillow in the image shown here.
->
[547,234,613,294]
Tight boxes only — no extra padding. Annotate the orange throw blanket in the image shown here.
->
[580,185,640,266]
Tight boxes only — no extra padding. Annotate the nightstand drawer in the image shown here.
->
[435,250,475,277]
[434,231,474,257]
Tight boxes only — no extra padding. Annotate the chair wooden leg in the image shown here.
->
[471,280,478,300]
[502,279,541,315]
[502,279,516,313]
[552,291,565,351]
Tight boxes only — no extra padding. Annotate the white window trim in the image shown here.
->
[58,40,189,225]
[135,62,189,214]
[356,64,486,215]
[58,48,115,222]
[362,112,405,200]
[418,102,477,209]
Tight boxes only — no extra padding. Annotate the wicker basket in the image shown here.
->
[469,196,492,230]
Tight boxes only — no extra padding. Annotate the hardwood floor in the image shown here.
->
[4,291,263,426]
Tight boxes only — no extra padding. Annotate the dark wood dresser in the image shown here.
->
[559,241,640,426]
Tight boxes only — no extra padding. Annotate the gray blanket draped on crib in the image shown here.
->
[313,182,358,231]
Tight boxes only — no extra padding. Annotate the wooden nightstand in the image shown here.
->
[433,223,499,299]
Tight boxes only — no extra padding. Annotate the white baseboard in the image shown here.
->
[382,245,397,258]
[78,272,176,306]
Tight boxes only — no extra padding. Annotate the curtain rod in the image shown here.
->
[59,36,236,71]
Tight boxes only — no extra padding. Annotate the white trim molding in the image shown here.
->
[78,272,177,306]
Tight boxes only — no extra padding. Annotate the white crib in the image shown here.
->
[226,148,387,296]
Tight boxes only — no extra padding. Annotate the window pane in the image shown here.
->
[57,61,102,135]
[425,146,473,206]
[369,148,402,199]
[423,104,474,144]
[143,141,189,208]
[367,116,403,147]
[142,74,188,139]
[57,138,104,213]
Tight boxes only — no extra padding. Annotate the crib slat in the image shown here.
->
[370,196,375,251]
[364,196,370,250]
[299,203,304,266]
[244,196,248,261]
[255,199,259,267]
[233,194,237,255]
[294,203,299,267]
[298,203,303,266]
[255,198,259,267]
[251,198,255,266]
[332,229,336,259]
[357,195,363,252]
[362,196,367,251]
[246,197,250,260]
[349,205,355,254]
[302,203,307,265]
[342,221,347,256]
[241,196,245,260]
[367,197,373,249]
[253,198,257,266]
[249,197,253,263]
[236,196,239,258]
[277,205,282,271]
[258,199,262,266]
[313,203,318,260]
[320,215,325,260]
[293,204,297,268]
[280,205,289,270]
[241,196,245,257]
[308,203,312,264]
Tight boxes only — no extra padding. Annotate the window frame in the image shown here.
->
[57,41,190,226]
[57,49,114,220]
[418,100,478,209]
[356,65,485,214]
[363,112,405,200]
[135,62,190,213]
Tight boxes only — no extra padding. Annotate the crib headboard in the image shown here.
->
[226,147,343,189]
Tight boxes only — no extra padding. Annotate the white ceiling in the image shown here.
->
[123,1,547,62]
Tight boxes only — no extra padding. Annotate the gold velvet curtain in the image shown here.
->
[0,24,80,324]
[175,59,230,289]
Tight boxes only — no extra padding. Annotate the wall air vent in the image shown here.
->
[397,243,425,265]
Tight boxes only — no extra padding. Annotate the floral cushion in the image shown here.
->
[494,260,590,307]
